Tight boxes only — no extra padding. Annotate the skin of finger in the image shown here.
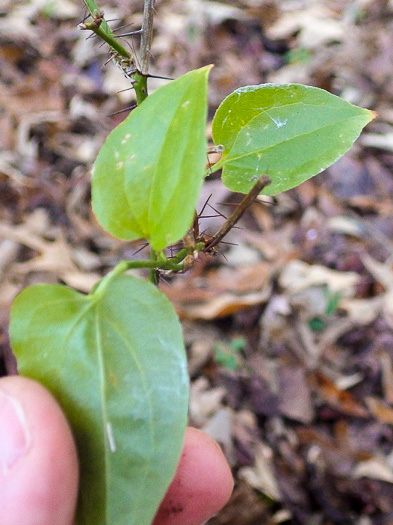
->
[153,427,234,525]
[0,376,79,525]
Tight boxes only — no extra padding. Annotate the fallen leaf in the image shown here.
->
[278,367,314,423]
[365,396,393,425]
[239,442,281,500]
[314,373,369,418]
[353,456,393,483]
[279,259,360,295]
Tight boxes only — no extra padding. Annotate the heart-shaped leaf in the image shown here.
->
[92,66,211,250]
[9,274,188,525]
[212,83,375,195]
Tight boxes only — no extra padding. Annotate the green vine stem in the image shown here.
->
[93,171,270,296]
[91,242,205,297]
[149,248,161,285]
[131,72,149,105]
[79,13,131,59]
[79,7,151,104]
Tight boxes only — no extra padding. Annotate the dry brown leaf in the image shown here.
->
[340,297,383,325]
[361,132,393,152]
[353,456,393,484]
[361,253,393,290]
[189,377,227,426]
[162,261,273,319]
[380,351,393,405]
[278,367,314,423]
[279,259,360,296]
[202,407,235,464]
[180,289,272,320]
[239,442,281,501]
[365,396,393,426]
[314,373,369,418]
[267,5,344,49]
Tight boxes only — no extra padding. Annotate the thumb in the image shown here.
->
[0,376,78,525]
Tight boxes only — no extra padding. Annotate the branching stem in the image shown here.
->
[204,175,271,251]
[92,242,205,296]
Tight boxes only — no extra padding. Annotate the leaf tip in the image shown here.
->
[201,64,214,75]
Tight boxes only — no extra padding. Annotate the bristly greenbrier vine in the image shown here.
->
[9,2,376,525]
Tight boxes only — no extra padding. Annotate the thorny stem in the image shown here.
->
[79,4,154,104]
[80,14,131,59]
[91,243,205,297]
[139,0,155,75]
[204,175,271,251]
[91,173,269,294]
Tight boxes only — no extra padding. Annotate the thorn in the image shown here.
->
[132,242,149,256]
[103,54,115,67]
[219,241,238,246]
[159,275,171,286]
[114,29,143,38]
[198,214,223,219]
[109,104,137,117]
[207,202,227,220]
[113,22,136,33]
[80,11,90,25]
[198,194,213,217]
[204,175,271,252]
[200,229,213,239]
[146,74,173,81]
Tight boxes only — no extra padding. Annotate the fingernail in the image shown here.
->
[0,388,31,475]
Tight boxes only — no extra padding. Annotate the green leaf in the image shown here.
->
[212,83,375,195]
[92,66,212,250]
[9,274,188,525]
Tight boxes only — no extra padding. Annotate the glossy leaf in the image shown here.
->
[212,83,375,195]
[9,274,189,525]
[92,66,211,250]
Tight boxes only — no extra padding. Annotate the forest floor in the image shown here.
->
[2,0,393,523]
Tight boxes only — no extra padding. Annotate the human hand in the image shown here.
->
[0,376,233,525]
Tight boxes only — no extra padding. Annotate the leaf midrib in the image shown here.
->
[104,316,156,522]
[220,111,366,167]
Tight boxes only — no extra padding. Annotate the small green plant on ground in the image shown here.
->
[8,2,375,525]
[213,337,247,371]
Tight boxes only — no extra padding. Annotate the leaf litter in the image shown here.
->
[2,0,393,522]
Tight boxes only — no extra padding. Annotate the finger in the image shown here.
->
[154,427,233,525]
[0,376,78,525]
